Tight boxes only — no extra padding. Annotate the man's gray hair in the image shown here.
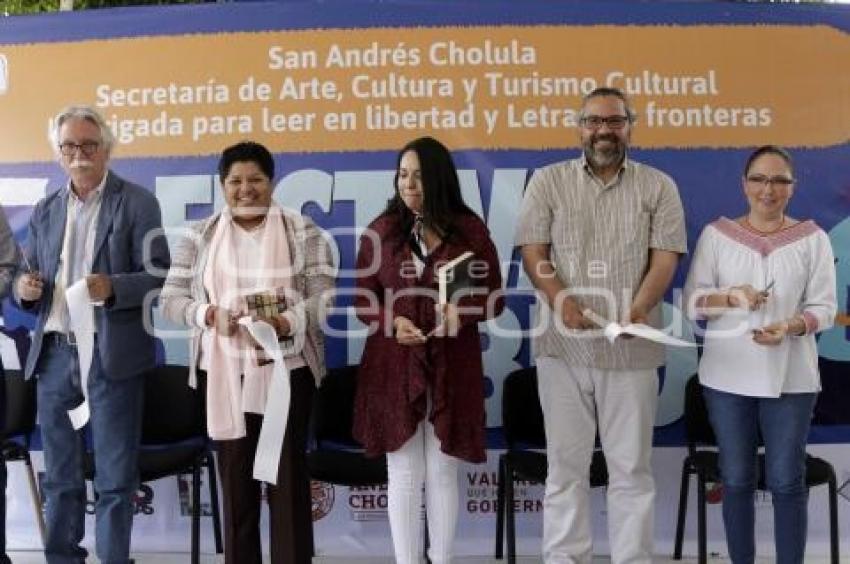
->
[579,87,637,122]
[47,105,115,156]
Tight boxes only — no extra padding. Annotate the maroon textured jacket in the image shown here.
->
[352,212,504,463]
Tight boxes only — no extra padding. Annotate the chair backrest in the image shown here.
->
[312,365,361,448]
[813,357,850,425]
[501,367,546,450]
[684,375,717,449]
[1,369,36,440]
[141,364,206,445]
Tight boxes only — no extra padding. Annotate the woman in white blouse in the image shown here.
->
[684,145,836,564]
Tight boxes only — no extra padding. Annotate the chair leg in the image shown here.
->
[191,463,201,564]
[423,502,430,563]
[505,459,517,564]
[673,459,691,560]
[204,453,223,554]
[697,471,707,564]
[495,455,506,559]
[22,451,47,546]
[828,469,839,564]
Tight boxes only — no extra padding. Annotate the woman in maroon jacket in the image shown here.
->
[353,137,503,564]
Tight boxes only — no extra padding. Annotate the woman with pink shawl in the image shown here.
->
[161,141,335,564]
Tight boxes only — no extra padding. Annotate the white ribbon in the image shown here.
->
[66,279,96,429]
[237,317,291,485]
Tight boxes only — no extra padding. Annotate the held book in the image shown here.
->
[246,289,292,365]
[435,251,479,304]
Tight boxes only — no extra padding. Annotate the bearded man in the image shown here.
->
[515,87,687,563]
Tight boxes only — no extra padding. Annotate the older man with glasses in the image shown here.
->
[13,105,170,564]
[515,87,687,563]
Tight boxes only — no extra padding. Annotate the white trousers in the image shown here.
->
[386,419,460,564]
[536,356,658,564]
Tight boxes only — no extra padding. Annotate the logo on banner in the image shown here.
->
[0,54,7,94]
[348,484,389,521]
[837,472,850,503]
[38,471,154,515]
[311,481,335,521]
[465,471,543,515]
[133,485,155,515]
[706,482,723,504]
[177,473,215,517]
[87,485,154,515]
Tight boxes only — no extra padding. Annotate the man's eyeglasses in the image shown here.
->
[579,115,630,130]
[58,141,100,157]
[745,174,795,187]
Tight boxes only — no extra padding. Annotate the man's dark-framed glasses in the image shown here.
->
[58,141,100,157]
[579,115,630,129]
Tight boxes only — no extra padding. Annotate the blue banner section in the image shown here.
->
[1,0,849,447]
[4,145,850,445]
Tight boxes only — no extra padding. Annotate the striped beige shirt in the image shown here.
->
[515,155,687,370]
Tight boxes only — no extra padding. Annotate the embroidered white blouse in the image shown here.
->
[683,217,836,397]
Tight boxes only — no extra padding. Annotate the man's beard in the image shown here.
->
[583,133,626,169]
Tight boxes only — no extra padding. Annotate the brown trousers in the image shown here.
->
[214,367,315,564]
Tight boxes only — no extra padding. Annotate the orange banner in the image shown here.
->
[0,24,847,162]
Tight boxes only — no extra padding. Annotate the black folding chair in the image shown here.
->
[307,365,434,559]
[306,365,388,487]
[83,365,222,564]
[1,368,45,544]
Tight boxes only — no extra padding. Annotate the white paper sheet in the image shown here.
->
[66,279,95,429]
[237,317,291,485]
[582,309,697,348]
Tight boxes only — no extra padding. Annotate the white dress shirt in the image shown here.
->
[44,176,106,334]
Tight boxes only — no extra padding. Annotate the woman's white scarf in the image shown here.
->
[202,204,294,440]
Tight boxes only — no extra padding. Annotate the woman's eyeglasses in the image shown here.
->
[745,174,795,187]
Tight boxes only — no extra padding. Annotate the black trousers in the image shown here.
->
[213,367,315,564]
